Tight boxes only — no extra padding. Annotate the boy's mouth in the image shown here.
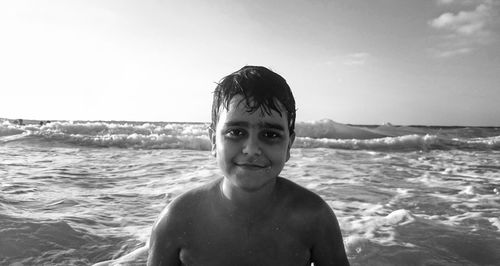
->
[234,163,268,170]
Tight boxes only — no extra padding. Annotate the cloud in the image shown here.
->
[430,3,490,35]
[343,53,370,66]
[436,0,456,5]
[325,52,371,67]
[429,0,499,57]
[434,47,472,57]
[436,0,486,6]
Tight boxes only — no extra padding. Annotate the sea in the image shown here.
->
[1,118,499,266]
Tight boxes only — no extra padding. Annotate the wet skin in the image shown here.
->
[212,95,295,204]
[148,97,349,266]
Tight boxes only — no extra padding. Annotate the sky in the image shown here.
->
[1,0,499,126]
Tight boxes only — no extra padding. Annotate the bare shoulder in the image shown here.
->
[276,177,350,266]
[148,179,221,266]
[276,177,338,230]
[274,177,336,237]
[153,178,221,232]
[276,177,331,214]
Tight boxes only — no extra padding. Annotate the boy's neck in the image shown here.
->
[220,177,278,213]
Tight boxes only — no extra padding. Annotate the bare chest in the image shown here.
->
[179,212,312,266]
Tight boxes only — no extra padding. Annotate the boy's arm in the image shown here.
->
[310,202,350,266]
[147,205,183,266]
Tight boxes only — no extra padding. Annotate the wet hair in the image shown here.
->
[211,66,296,135]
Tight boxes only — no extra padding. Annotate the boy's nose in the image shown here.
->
[242,135,262,156]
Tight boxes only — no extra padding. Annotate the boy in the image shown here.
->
[148,66,349,266]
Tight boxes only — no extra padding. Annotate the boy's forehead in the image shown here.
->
[218,95,288,123]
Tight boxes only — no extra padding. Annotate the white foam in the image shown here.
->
[342,209,418,248]
[458,185,476,195]
[488,217,500,231]
[293,134,445,151]
[344,235,373,256]
[384,209,416,226]
[2,119,499,151]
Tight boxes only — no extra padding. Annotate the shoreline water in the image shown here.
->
[3,116,499,128]
[2,118,500,151]
[1,118,499,265]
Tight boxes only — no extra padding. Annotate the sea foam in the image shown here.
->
[1,119,499,151]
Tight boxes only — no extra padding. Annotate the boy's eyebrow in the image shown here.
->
[259,122,285,131]
[224,121,285,131]
[224,121,249,128]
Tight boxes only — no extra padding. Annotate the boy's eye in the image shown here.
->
[224,129,246,138]
[262,131,282,140]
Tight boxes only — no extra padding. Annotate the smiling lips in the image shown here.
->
[234,162,269,170]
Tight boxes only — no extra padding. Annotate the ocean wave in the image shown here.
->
[1,120,498,151]
[0,213,134,265]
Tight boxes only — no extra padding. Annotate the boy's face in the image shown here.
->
[210,95,295,192]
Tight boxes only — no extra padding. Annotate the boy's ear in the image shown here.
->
[286,133,295,162]
[208,127,216,157]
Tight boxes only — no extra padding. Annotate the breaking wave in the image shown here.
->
[1,119,499,151]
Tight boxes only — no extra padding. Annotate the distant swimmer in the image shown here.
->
[148,66,350,265]
[15,119,24,126]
